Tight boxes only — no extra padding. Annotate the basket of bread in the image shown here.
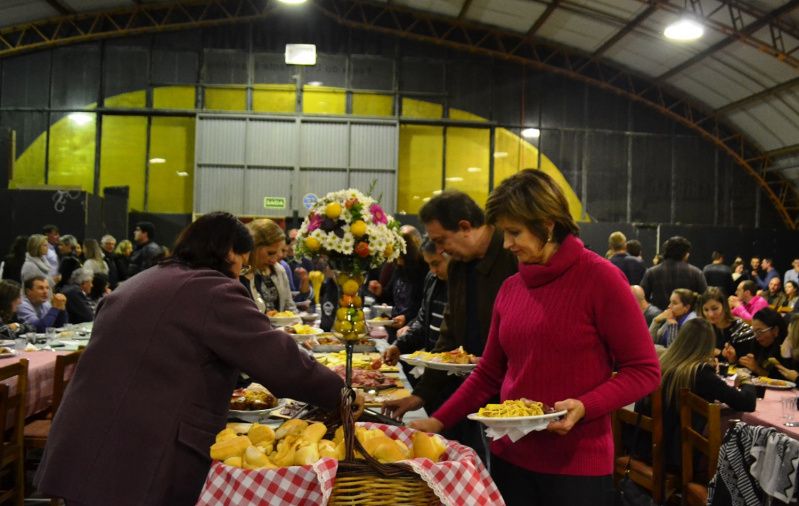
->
[198,388,504,506]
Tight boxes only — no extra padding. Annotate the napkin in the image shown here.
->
[447,369,470,377]
[482,419,554,442]
[410,365,425,378]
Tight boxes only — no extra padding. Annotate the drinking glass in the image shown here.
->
[781,397,797,420]
[45,327,57,345]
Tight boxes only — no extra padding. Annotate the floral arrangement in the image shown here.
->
[295,189,406,273]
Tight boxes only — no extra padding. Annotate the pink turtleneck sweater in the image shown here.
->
[432,234,660,476]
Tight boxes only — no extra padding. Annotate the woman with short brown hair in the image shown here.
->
[411,169,660,506]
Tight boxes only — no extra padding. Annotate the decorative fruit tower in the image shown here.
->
[295,189,405,387]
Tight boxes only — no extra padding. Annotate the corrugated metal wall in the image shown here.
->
[194,115,397,216]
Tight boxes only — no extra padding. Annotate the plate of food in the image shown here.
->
[750,376,796,390]
[331,365,401,390]
[267,310,302,327]
[228,383,285,422]
[404,347,478,373]
[366,315,394,327]
[467,399,566,428]
[310,336,377,353]
[299,312,319,324]
[0,347,16,358]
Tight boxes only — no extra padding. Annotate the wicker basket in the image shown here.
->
[329,388,440,505]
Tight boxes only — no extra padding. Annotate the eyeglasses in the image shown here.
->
[754,326,773,335]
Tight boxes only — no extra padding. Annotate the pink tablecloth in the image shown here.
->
[0,351,72,419]
[741,388,799,438]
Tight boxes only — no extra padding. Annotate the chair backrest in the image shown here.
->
[51,350,83,416]
[0,359,28,447]
[612,386,666,502]
[679,388,722,487]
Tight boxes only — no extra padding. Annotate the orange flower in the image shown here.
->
[354,242,370,258]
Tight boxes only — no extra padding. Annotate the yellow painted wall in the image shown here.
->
[154,86,196,110]
[302,87,346,115]
[47,112,96,191]
[148,117,195,214]
[398,125,443,215]
[253,84,295,113]
[445,127,491,207]
[204,88,246,111]
[10,85,587,220]
[100,115,147,210]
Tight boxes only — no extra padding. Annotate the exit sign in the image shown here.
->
[263,197,286,210]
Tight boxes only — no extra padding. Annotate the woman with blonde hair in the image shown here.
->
[649,288,699,347]
[113,240,133,283]
[20,234,54,286]
[242,219,297,314]
[82,239,108,275]
[635,319,755,471]
[409,169,660,505]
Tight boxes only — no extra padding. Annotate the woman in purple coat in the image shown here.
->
[35,212,351,506]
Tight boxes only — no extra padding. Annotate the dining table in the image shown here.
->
[0,350,75,419]
[741,387,799,438]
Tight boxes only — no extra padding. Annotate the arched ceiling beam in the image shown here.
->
[715,75,799,115]
[576,3,659,72]
[526,0,559,37]
[0,0,796,227]
[314,0,799,229]
[0,0,278,58]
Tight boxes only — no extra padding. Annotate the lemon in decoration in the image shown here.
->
[351,220,367,238]
[352,295,362,308]
[384,244,394,257]
[326,202,342,220]
[354,321,366,333]
[336,308,348,321]
[353,309,364,322]
[336,273,350,286]
[305,237,320,252]
[342,279,359,296]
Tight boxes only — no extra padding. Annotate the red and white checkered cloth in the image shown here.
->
[196,422,504,506]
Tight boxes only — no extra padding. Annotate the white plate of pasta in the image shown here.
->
[467,399,566,427]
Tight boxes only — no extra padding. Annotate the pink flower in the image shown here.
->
[308,213,323,232]
[370,204,387,225]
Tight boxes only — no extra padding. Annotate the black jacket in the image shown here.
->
[395,272,447,354]
[641,259,708,310]
[61,285,95,324]
[128,241,163,278]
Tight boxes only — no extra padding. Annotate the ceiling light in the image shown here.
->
[149,158,166,164]
[278,0,307,3]
[521,128,540,139]
[306,81,323,86]
[176,171,189,177]
[493,151,508,158]
[68,113,92,126]
[445,176,464,182]
[467,167,481,173]
[285,44,316,65]
[664,19,704,41]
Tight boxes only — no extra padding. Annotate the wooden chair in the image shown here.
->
[612,386,678,504]
[23,350,83,450]
[0,359,29,506]
[679,388,722,506]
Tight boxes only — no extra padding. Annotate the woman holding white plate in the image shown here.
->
[410,170,660,506]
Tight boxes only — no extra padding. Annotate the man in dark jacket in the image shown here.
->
[383,238,450,385]
[703,251,734,296]
[128,221,163,278]
[382,191,518,458]
[60,268,95,324]
[640,236,707,309]
[607,231,645,285]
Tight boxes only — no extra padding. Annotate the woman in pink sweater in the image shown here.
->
[410,170,660,505]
